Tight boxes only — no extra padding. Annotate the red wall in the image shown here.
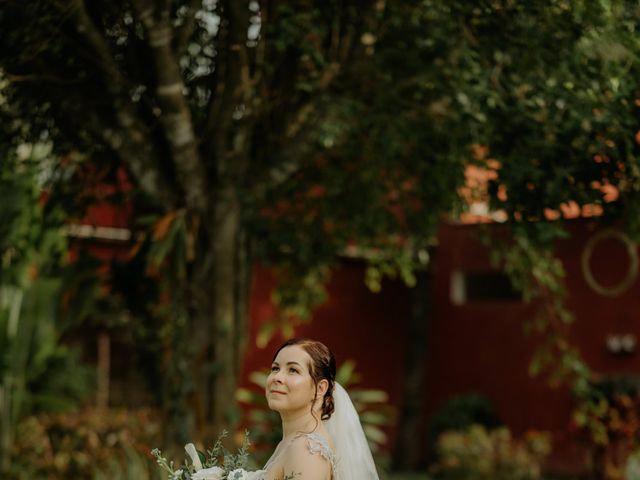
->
[241,262,411,410]
[424,223,579,470]
[241,220,640,471]
[560,222,640,374]
[425,223,571,433]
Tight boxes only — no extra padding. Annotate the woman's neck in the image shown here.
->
[280,408,320,438]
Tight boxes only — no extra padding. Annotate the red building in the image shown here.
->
[72,175,640,472]
[240,218,640,473]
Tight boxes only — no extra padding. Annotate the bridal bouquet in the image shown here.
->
[152,431,276,480]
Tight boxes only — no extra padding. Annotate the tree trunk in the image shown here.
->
[209,188,250,436]
[391,268,431,471]
[96,332,110,409]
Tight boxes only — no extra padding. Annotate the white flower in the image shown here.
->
[228,469,249,480]
[185,443,203,471]
[245,470,267,480]
[227,469,265,480]
[192,466,225,480]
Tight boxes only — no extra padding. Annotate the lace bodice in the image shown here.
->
[262,432,338,480]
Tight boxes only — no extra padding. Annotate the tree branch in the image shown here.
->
[173,0,203,55]
[248,1,370,196]
[68,0,130,95]
[101,122,179,210]
[132,0,209,212]
[66,0,177,209]
[253,95,336,195]
[205,0,252,181]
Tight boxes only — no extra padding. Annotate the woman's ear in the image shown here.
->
[317,379,328,397]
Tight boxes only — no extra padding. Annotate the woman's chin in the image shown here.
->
[266,397,285,411]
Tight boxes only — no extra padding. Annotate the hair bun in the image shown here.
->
[321,384,335,420]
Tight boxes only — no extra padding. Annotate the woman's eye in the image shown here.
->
[289,368,299,374]
[270,366,279,372]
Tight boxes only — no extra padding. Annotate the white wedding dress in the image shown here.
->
[261,383,379,480]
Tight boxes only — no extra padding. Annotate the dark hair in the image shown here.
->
[273,338,336,420]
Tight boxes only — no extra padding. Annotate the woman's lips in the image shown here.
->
[270,390,286,395]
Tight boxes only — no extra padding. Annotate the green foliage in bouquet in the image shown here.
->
[430,425,552,480]
[152,430,296,480]
[7,407,161,480]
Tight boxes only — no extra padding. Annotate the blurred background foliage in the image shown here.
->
[9,408,160,480]
[0,146,93,472]
[426,393,503,457]
[430,425,553,480]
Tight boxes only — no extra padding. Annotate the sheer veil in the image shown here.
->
[324,383,380,480]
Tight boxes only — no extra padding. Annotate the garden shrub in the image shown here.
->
[572,374,640,479]
[426,393,502,453]
[8,407,161,480]
[430,424,552,480]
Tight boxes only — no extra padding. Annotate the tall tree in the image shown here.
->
[0,0,467,440]
[2,0,639,462]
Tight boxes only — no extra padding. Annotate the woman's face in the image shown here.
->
[266,345,317,414]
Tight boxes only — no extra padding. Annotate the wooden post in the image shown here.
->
[391,267,431,471]
[96,333,110,409]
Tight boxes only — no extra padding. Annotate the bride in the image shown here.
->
[261,338,379,480]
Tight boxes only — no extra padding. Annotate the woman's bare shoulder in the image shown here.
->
[281,434,332,479]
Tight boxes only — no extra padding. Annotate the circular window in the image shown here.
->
[581,229,638,297]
